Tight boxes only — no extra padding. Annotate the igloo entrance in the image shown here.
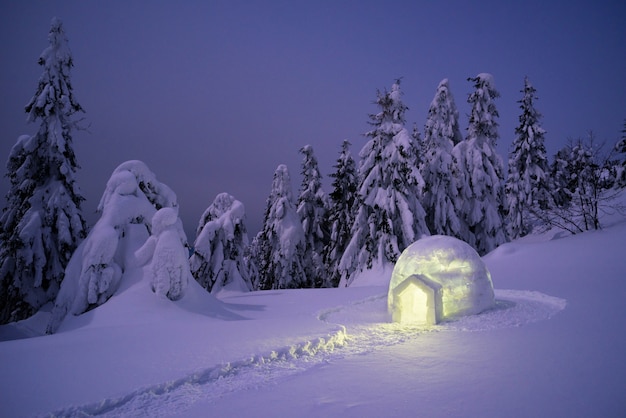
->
[388,235,495,325]
[391,275,442,325]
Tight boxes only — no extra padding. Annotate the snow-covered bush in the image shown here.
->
[190,193,254,293]
[135,208,189,300]
[47,160,182,333]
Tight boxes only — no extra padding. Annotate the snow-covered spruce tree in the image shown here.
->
[505,77,551,239]
[421,78,465,238]
[296,145,330,288]
[324,140,358,287]
[452,74,507,255]
[190,192,254,293]
[411,122,425,168]
[339,80,429,286]
[0,18,87,324]
[46,160,184,333]
[254,165,306,290]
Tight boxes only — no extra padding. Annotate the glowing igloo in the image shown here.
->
[388,235,495,325]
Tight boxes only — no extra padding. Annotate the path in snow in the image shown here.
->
[46,289,566,417]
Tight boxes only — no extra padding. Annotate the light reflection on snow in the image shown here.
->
[47,289,565,417]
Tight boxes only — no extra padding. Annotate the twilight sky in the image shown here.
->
[1,1,625,238]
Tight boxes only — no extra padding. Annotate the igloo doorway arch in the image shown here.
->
[391,274,442,325]
[388,235,495,324]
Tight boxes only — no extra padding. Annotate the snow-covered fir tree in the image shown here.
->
[421,78,465,238]
[411,122,425,168]
[411,123,422,143]
[254,165,306,290]
[452,73,507,255]
[296,145,329,288]
[324,140,358,287]
[0,18,87,324]
[46,160,183,333]
[339,80,429,286]
[190,192,254,294]
[505,77,551,239]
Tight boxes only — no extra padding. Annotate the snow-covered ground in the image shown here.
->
[1,214,626,417]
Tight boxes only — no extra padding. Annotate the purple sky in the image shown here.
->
[1,1,625,239]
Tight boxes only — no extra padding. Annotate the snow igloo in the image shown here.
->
[388,235,495,325]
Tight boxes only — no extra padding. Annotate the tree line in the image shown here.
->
[1,19,625,325]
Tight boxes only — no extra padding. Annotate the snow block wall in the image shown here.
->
[388,235,495,324]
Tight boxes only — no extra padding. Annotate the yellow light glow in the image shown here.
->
[388,235,495,324]
[391,275,442,325]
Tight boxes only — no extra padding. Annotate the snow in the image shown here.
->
[340,81,428,286]
[1,209,626,416]
[476,72,495,86]
[190,192,252,293]
[135,208,190,301]
[254,164,308,289]
[46,160,182,333]
[453,77,508,254]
